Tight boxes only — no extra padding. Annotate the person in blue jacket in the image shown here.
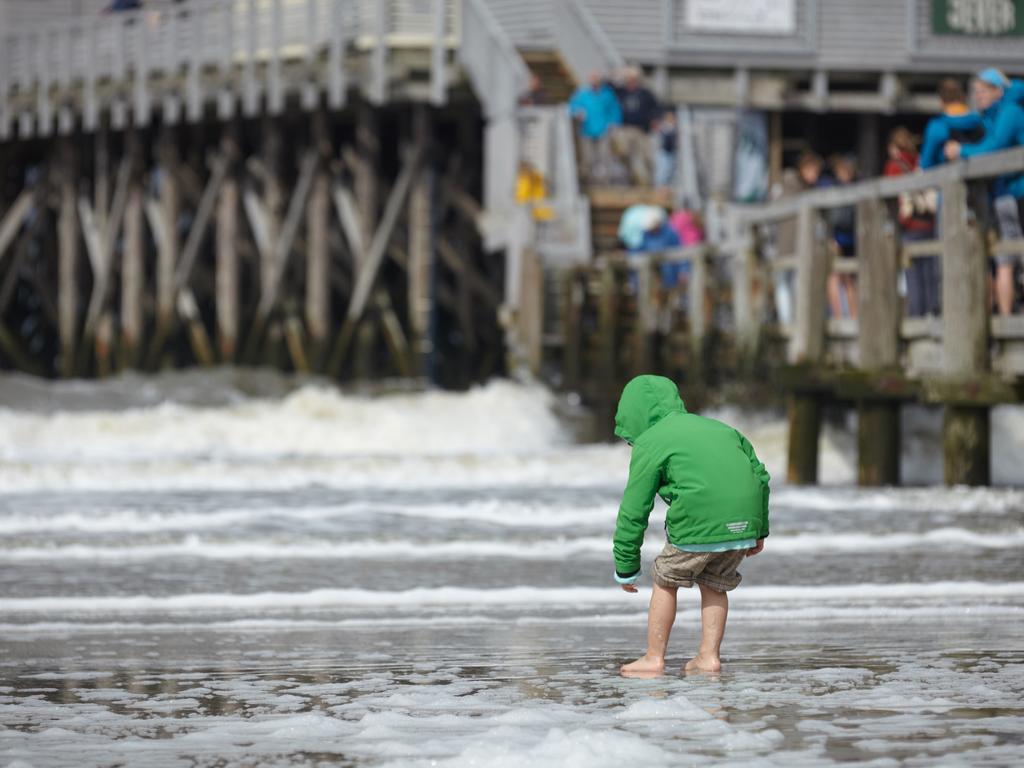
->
[946,68,1024,316]
[569,72,622,185]
[920,78,984,170]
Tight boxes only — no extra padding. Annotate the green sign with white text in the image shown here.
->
[933,0,1024,35]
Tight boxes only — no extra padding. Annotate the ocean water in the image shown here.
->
[1,371,1022,767]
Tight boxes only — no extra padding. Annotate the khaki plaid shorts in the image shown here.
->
[652,542,747,592]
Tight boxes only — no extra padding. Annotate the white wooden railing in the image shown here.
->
[518,105,591,264]
[0,0,459,137]
[553,0,625,83]
[457,0,529,242]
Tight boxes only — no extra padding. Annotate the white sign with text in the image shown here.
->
[685,0,797,34]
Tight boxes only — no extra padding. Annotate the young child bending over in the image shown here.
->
[612,375,770,675]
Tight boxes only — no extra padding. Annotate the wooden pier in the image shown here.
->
[0,0,529,388]
[542,146,1024,487]
[2,1,1024,487]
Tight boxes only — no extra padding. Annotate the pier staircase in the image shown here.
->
[520,51,576,104]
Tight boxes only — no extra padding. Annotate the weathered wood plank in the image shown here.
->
[216,166,240,361]
[58,142,78,378]
[0,191,34,262]
[120,178,144,368]
[787,204,827,484]
[855,196,901,485]
[259,150,318,318]
[354,104,380,267]
[940,178,990,486]
[156,130,181,332]
[408,106,434,375]
[306,164,330,343]
[791,205,828,364]
[327,143,423,375]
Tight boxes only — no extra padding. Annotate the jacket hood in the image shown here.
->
[613,375,687,443]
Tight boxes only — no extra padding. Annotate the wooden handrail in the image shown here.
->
[734,146,1024,225]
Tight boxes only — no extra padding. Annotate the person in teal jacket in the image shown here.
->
[945,68,1024,316]
[569,72,622,184]
[612,375,770,676]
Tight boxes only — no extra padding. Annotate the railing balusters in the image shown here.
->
[328,0,346,108]
[430,0,446,105]
[84,18,98,131]
[243,0,258,117]
[268,0,284,114]
[134,12,150,126]
[369,0,388,104]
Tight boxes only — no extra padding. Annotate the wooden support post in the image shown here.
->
[284,315,310,373]
[733,230,759,373]
[244,150,318,359]
[262,117,284,310]
[787,395,822,484]
[178,290,215,366]
[787,204,827,484]
[376,289,413,378]
[306,112,330,359]
[355,103,379,268]
[0,192,34,261]
[327,143,424,376]
[156,127,180,335]
[408,106,435,378]
[687,247,708,381]
[120,136,144,369]
[769,111,783,188]
[941,178,990,485]
[96,312,113,378]
[144,155,227,368]
[563,271,583,393]
[58,140,78,377]
[216,127,240,361]
[633,256,655,375]
[82,150,131,367]
[520,246,543,377]
[855,196,901,486]
[353,318,377,382]
[597,260,619,439]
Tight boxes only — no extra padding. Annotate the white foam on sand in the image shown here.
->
[0,380,569,462]
[2,581,1020,615]
[3,526,1022,562]
[0,499,623,536]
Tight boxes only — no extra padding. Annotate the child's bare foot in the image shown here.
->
[620,654,665,677]
[683,654,721,674]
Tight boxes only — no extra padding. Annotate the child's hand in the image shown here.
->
[745,539,765,557]
[620,583,638,593]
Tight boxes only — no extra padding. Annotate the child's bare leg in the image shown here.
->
[684,583,727,673]
[620,582,677,675]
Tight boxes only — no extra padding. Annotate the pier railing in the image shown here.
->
[0,0,461,137]
[546,146,1024,484]
[727,145,1024,376]
[552,0,626,84]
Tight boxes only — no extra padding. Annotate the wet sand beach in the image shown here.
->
[1,375,1022,766]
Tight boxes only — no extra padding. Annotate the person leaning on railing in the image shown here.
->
[944,68,1024,317]
[824,154,859,320]
[920,78,985,170]
[885,127,940,318]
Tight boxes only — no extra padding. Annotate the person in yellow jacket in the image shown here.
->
[515,162,554,221]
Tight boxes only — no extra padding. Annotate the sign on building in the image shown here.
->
[685,0,797,35]
[933,0,1024,36]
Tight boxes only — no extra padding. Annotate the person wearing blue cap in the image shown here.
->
[945,68,1024,316]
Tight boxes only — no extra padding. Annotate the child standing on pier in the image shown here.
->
[612,375,770,675]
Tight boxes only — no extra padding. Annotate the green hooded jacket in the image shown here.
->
[612,375,770,579]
